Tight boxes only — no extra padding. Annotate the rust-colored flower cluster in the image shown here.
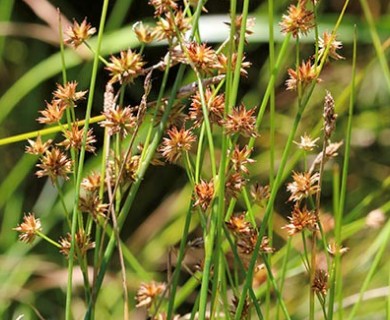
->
[226,213,274,255]
[13,213,42,244]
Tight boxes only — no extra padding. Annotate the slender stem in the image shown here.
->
[65,1,110,319]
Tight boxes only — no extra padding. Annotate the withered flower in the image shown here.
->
[282,205,318,236]
[106,49,145,84]
[294,133,319,151]
[280,4,314,38]
[133,21,155,44]
[153,10,191,41]
[319,31,344,61]
[57,122,96,153]
[312,269,328,296]
[149,0,178,16]
[100,105,137,137]
[250,183,270,206]
[13,213,42,244]
[230,145,255,174]
[53,81,87,107]
[160,127,196,163]
[59,229,95,258]
[37,100,66,124]
[286,59,319,91]
[224,104,258,138]
[64,18,96,48]
[25,135,52,155]
[193,179,214,211]
[135,281,166,308]
[287,171,320,202]
[189,88,225,127]
[36,148,72,183]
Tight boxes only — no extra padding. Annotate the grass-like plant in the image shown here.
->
[1,0,390,319]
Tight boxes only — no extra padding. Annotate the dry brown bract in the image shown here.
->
[13,213,42,244]
[226,214,252,236]
[106,49,145,84]
[135,281,166,308]
[230,145,255,175]
[36,148,72,183]
[65,18,96,49]
[250,183,270,206]
[160,126,196,163]
[215,53,251,77]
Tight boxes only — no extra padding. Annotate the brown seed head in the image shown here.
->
[13,213,42,244]
[319,32,344,61]
[323,90,337,138]
[149,0,178,16]
[81,172,102,193]
[230,295,250,318]
[153,10,191,41]
[226,213,252,236]
[79,193,108,220]
[100,105,137,138]
[106,49,145,84]
[64,18,96,48]
[287,171,320,202]
[280,4,314,38]
[53,81,87,107]
[225,172,247,199]
[225,15,255,45]
[189,88,225,127]
[286,60,320,91]
[135,281,166,308]
[25,135,52,155]
[193,179,214,211]
[215,53,251,77]
[183,42,217,75]
[37,100,66,124]
[224,104,258,138]
[312,269,328,296]
[133,21,155,44]
[230,145,255,175]
[59,229,95,258]
[294,133,319,151]
[160,127,196,163]
[282,205,318,236]
[250,183,270,206]
[36,148,72,183]
[57,122,96,153]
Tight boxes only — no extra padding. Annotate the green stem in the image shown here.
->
[65,0,110,319]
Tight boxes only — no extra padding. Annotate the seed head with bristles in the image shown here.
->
[13,213,42,244]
